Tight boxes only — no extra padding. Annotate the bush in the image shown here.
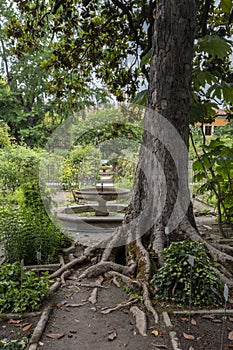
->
[151,241,223,307]
[0,145,73,265]
[61,144,101,189]
[0,262,49,312]
[0,204,72,265]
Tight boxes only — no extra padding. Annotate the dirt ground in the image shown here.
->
[37,271,172,350]
[1,264,233,350]
[0,267,172,350]
[172,311,233,350]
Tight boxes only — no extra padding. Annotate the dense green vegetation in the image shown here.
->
[0,262,49,312]
[151,241,223,307]
[0,143,72,265]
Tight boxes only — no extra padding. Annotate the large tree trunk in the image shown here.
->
[124,0,197,260]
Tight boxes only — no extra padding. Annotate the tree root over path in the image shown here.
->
[27,214,233,349]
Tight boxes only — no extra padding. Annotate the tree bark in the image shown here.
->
[124,0,198,262]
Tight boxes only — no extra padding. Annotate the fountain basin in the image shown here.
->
[72,187,130,216]
[73,187,129,202]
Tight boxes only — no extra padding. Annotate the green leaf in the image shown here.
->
[132,89,147,106]
[222,83,233,103]
[197,36,232,59]
[140,48,152,67]
[220,0,233,12]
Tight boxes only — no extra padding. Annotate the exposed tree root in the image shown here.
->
[111,274,121,287]
[75,282,107,289]
[28,306,52,350]
[66,302,88,307]
[101,298,138,314]
[213,267,233,287]
[130,305,147,336]
[49,244,99,279]
[25,263,61,272]
[46,280,61,297]
[142,282,159,324]
[212,243,233,256]
[0,311,41,320]
[78,261,135,280]
[152,225,167,266]
[88,288,98,304]
[88,277,104,304]
[133,226,151,280]
[105,271,141,292]
[100,226,124,262]
[61,270,72,285]
[31,214,232,350]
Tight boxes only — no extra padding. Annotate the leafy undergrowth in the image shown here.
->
[0,262,50,313]
[151,241,224,307]
[0,338,27,350]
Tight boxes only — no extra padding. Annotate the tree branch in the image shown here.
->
[111,0,140,45]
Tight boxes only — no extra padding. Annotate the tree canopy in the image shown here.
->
[4,0,233,109]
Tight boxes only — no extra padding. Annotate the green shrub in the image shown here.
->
[0,338,26,349]
[0,204,72,265]
[0,262,49,313]
[151,241,223,307]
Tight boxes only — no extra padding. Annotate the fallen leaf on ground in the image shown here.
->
[202,314,215,319]
[61,306,70,312]
[212,319,222,323]
[151,330,159,337]
[152,344,167,348]
[230,318,233,322]
[21,323,33,332]
[183,332,195,340]
[228,331,233,341]
[67,285,74,289]
[53,302,62,308]
[191,319,197,325]
[189,346,195,350]
[74,319,79,323]
[8,319,21,325]
[46,333,65,339]
[180,317,189,322]
[108,332,117,341]
[65,292,74,298]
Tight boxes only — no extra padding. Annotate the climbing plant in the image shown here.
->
[151,241,223,307]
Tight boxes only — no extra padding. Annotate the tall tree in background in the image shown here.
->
[5,0,233,293]
[0,2,108,146]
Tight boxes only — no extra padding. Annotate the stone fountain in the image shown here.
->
[72,185,129,216]
[54,165,130,246]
